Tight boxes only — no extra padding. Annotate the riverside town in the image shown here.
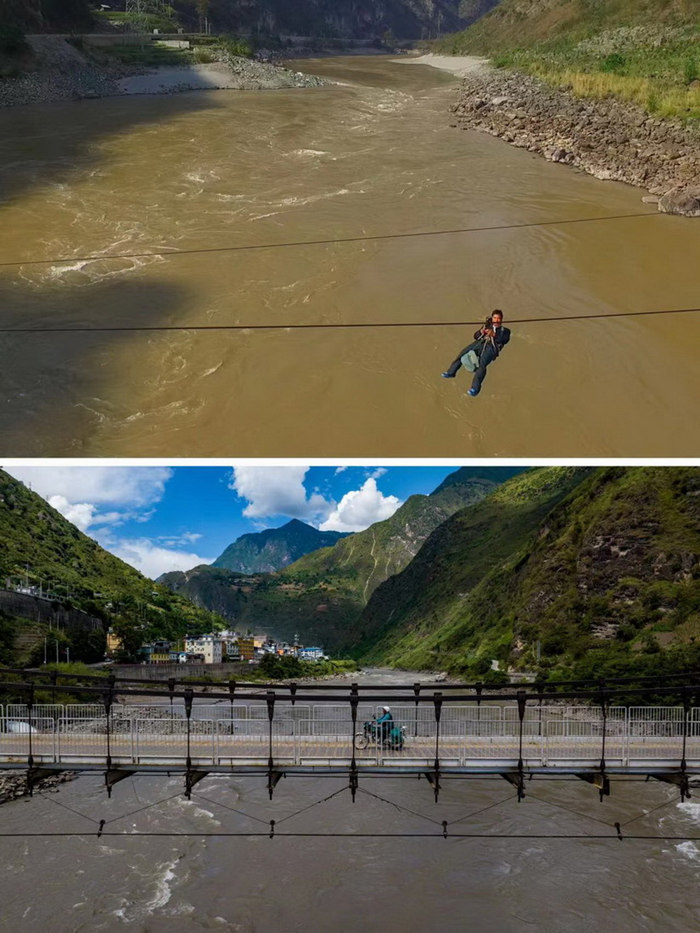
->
[110,631,328,665]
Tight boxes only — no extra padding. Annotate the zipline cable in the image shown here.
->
[0,211,660,269]
[1,830,700,840]
[1,306,699,334]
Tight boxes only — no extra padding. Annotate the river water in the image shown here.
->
[2,669,700,930]
[0,57,698,456]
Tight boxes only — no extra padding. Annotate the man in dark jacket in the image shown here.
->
[441,309,511,397]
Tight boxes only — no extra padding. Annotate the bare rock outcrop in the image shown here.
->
[451,68,700,215]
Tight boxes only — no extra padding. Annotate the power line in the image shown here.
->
[1,306,698,335]
[0,211,659,269]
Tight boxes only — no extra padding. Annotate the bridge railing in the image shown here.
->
[1,703,699,767]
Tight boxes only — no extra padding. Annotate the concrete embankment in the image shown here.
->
[409,54,700,216]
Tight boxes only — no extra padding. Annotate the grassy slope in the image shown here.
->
[355,466,588,667]
[435,0,700,122]
[357,467,700,679]
[0,471,224,661]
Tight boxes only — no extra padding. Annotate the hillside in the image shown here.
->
[212,519,348,574]
[0,470,224,664]
[173,0,474,39]
[439,0,698,52]
[159,467,526,648]
[356,467,700,680]
[437,0,699,122]
[0,0,480,41]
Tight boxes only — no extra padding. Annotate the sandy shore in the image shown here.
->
[396,53,490,78]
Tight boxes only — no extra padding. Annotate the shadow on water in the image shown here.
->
[0,275,194,456]
[0,89,225,206]
[0,87,226,455]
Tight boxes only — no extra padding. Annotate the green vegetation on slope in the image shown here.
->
[357,467,700,681]
[0,471,224,664]
[436,0,700,122]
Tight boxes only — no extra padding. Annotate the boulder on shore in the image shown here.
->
[658,186,700,217]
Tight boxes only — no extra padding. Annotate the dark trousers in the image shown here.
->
[445,342,498,394]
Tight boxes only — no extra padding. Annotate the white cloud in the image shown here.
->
[109,539,214,580]
[9,466,172,507]
[319,478,402,533]
[156,532,203,547]
[229,466,334,523]
[9,466,172,533]
[47,495,97,533]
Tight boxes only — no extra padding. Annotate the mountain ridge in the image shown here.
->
[211,518,349,574]
[159,468,526,646]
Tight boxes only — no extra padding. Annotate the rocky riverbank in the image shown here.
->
[447,63,700,216]
[0,36,328,108]
[0,769,75,805]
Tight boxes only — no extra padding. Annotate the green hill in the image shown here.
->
[356,466,700,679]
[0,470,224,664]
[212,519,349,574]
[160,468,525,648]
[437,0,700,121]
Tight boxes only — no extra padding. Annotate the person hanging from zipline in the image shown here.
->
[441,308,511,397]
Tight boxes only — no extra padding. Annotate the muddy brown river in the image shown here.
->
[0,57,698,456]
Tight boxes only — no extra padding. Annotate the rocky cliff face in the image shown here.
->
[451,68,700,214]
[178,0,473,38]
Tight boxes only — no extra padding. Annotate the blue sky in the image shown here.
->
[6,465,457,579]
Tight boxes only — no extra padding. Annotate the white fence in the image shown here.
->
[2,704,700,768]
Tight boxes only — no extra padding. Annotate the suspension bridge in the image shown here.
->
[2,669,700,803]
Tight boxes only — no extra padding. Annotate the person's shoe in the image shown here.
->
[441,372,455,378]
[467,388,479,397]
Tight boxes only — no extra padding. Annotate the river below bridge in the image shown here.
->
[2,670,700,930]
[1,57,698,456]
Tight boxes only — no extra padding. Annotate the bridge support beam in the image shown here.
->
[27,767,64,796]
[267,770,284,799]
[575,772,610,800]
[651,772,691,801]
[105,769,137,797]
[501,771,527,800]
[185,770,209,799]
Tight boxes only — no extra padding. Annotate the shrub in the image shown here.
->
[217,35,253,59]
[193,48,217,64]
[600,53,626,74]
[0,23,28,55]
[683,57,698,86]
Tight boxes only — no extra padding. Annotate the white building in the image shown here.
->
[184,634,223,664]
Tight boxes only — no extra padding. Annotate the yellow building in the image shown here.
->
[105,629,122,657]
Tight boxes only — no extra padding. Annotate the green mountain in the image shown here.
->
[212,519,348,574]
[356,467,700,680]
[0,470,224,665]
[159,468,525,647]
